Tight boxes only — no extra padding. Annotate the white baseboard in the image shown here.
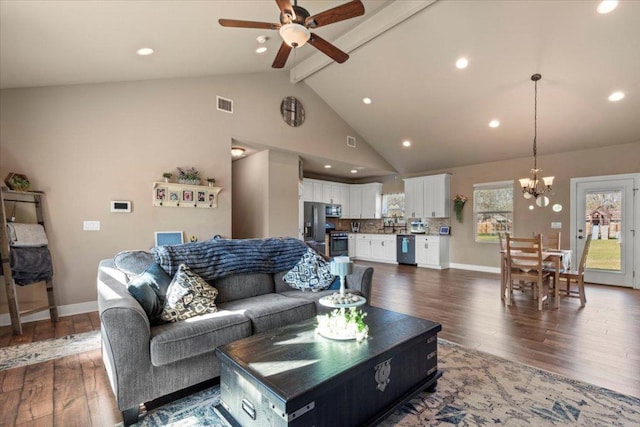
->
[0,300,98,327]
[449,263,500,274]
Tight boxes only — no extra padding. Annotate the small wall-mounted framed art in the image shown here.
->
[155,231,184,247]
[439,225,450,235]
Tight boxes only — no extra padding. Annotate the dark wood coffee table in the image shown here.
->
[214,306,442,426]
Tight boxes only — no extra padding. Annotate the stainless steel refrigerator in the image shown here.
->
[304,202,327,255]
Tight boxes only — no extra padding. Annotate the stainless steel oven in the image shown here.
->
[329,232,349,257]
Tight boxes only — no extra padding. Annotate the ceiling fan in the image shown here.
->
[219,0,365,68]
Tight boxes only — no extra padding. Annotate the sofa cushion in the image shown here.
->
[217,294,315,334]
[280,289,363,310]
[126,262,172,326]
[212,273,274,304]
[283,247,335,291]
[161,264,219,322]
[150,310,251,366]
[114,250,154,276]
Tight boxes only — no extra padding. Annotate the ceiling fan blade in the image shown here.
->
[305,0,365,28]
[272,42,292,68]
[275,0,295,21]
[218,19,280,30]
[308,33,349,63]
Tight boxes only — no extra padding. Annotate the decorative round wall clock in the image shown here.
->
[280,96,305,127]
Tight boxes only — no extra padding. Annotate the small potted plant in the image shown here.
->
[316,307,369,341]
[162,172,172,183]
[177,167,200,185]
[206,177,216,187]
[4,173,30,192]
[453,194,467,222]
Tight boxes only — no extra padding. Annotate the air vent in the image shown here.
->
[347,136,356,148]
[217,96,233,113]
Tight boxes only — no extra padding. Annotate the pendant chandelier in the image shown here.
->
[519,73,554,207]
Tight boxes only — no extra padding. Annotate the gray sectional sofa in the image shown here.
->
[97,238,373,426]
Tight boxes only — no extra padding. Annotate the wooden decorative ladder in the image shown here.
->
[0,186,58,335]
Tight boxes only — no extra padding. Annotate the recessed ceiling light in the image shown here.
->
[362,97,372,105]
[608,91,625,102]
[455,57,469,69]
[350,169,358,174]
[529,205,535,210]
[489,119,500,128]
[402,140,411,147]
[324,164,332,169]
[255,46,267,54]
[597,0,618,14]
[136,47,154,56]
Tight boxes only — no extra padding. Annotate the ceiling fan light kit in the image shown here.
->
[219,0,364,68]
[519,73,554,208]
[279,23,310,47]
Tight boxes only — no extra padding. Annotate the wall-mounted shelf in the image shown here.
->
[152,182,222,208]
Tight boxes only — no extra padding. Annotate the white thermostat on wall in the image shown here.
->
[110,200,132,213]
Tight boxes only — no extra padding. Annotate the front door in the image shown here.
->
[571,174,637,287]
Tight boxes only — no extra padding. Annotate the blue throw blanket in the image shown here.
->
[9,246,54,286]
[151,237,308,281]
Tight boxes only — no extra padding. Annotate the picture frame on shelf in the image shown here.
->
[154,231,184,247]
[197,191,206,203]
[169,191,179,202]
[182,190,193,202]
[208,192,218,208]
[155,187,167,201]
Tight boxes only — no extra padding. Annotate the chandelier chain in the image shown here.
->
[533,77,538,170]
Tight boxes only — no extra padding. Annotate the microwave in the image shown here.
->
[325,204,342,218]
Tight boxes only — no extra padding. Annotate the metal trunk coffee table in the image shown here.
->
[214,306,442,427]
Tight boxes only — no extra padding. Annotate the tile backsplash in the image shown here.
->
[335,217,451,235]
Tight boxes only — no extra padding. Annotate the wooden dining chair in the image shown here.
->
[533,231,561,250]
[558,234,592,307]
[506,234,550,310]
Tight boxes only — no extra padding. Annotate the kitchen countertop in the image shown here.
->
[341,231,444,236]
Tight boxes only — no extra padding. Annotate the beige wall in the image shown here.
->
[406,141,640,269]
[231,149,299,239]
[0,71,391,313]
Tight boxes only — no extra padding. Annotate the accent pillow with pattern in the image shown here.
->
[283,247,335,292]
[161,264,219,322]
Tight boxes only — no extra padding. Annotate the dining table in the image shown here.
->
[500,249,572,309]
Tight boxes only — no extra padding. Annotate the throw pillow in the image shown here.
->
[283,247,335,292]
[161,264,219,322]
[114,250,155,276]
[127,262,172,326]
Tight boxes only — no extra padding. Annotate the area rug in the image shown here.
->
[124,339,639,427]
[0,330,101,371]
[3,332,637,425]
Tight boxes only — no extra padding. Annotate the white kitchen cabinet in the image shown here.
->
[371,235,397,262]
[403,174,450,219]
[303,180,314,202]
[348,234,356,258]
[352,233,396,264]
[339,185,351,217]
[349,183,382,219]
[403,177,424,218]
[423,174,450,218]
[415,235,449,269]
[355,234,371,259]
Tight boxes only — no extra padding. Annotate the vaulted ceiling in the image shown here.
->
[2,1,639,179]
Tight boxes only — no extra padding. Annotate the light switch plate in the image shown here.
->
[83,220,101,231]
[551,222,562,229]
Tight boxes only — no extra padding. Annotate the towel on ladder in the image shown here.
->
[9,246,54,286]
[6,223,49,247]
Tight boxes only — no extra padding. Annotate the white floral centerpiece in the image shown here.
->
[316,307,368,341]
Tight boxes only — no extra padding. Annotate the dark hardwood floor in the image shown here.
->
[1,263,639,426]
